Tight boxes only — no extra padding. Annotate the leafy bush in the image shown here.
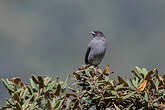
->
[1,65,165,109]
[1,75,69,109]
[72,65,165,109]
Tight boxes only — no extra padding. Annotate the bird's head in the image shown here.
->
[89,31,105,38]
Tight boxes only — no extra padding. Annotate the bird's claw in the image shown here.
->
[78,64,90,70]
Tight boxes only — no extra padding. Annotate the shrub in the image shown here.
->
[1,65,165,109]
[1,75,69,109]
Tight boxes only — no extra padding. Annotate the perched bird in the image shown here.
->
[85,31,106,67]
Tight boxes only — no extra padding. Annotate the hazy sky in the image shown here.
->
[0,0,165,104]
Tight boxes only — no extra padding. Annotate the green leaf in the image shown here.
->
[153,103,159,107]
[29,102,38,110]
[6,98,16,106]
[144,91,149,102]
[30,78,37,91]
[105,76,110,82]
[155,80,159,90]
[26,85,33,95]
[1,79,15,94]
[44,76,52,86]
[71,82,79,86]
[111,90,118,97]
[23,98,31,108]
[104,96,114,99]
[109,80,114,87]
[31,75,38,84]
[113,103,120,110]
[153,96,162,102]
[16,102,22,110]
[104,85,113,90]
[153,67,158,73]
[44,80,56,93]
[61,74,70,89]
[125,103,133,110]
[28,93,35,102]
[85,69,92,78]
[118,76,128,86]
[132,79,138,88]
[97,68,103,74]
[81,76,88,79]
[97,73,104,80]
[92,96,101,100]
[115,84,124,90]
[65,98,71,110]
[149,80,156,89]
[142,68,148,76]
[89,68,94,77]
[136,66,143,74]
[54,100,63,110]
[131,70,143,80]
[159,75,163,81]
[122,92,135,100]
[135,77,139,85]
[21,88,28,99]
[127,80,134,89]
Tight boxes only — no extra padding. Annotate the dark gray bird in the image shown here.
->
[85,31,106,66]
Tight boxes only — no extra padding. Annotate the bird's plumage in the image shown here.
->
[85,31,106,66]
[85,47,91,64]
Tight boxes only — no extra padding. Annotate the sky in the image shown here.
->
[0,0,165,105]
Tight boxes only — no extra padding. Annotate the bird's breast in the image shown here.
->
[87,39,106,66]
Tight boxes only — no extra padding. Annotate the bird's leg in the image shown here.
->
[85,64,90,68]
[78,64,90,70]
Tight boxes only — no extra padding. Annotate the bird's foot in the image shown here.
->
[78,64,90,70]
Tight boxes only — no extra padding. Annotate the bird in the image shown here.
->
[85,30,106,67]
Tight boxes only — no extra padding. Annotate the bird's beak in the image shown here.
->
[89,31,95,37]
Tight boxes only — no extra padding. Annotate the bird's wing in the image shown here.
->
[85,47,91,64]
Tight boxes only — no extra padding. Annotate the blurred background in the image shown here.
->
[0,0,165,105]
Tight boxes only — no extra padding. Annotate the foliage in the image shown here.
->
[1,65,165,110]
[1,75,70,110]
[71,65,165,109]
